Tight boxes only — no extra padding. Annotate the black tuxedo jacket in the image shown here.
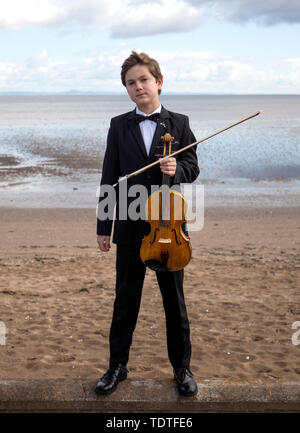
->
[97,105,199,244]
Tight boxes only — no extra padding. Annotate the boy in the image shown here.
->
[95,51,199,396]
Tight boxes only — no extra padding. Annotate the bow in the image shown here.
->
[113,110,261,187]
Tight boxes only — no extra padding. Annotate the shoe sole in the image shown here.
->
[177,388,198,397]
[174,377,198,397]
[95,372,127,395]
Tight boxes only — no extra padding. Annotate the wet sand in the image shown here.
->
[0,206,299,382]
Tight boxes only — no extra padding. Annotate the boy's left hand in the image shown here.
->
[159,157,176,177]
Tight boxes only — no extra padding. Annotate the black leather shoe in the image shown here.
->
[95,364,128,395]
[174,367,198,396]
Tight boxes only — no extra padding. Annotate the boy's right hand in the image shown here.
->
[97,235,111,252]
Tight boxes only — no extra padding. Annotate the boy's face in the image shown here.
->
[125,64,163,112]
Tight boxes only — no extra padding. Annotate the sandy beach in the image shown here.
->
[0,205,299,383]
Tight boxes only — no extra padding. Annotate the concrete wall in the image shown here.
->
[0,379,299,412]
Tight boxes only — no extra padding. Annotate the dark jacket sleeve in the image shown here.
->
[96,120,120,236]
[172,116,199,185]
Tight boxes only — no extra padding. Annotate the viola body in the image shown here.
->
[140,188,192,272]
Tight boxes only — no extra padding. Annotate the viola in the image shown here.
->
[140,133,192,272]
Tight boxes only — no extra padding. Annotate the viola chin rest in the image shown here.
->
[144,260,175,272]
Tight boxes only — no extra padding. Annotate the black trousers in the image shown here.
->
[109,244,191,370]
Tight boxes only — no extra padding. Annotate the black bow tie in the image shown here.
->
[135,113,160,123]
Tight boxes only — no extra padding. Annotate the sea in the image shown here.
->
[0,94,299,208]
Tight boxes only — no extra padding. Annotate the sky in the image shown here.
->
[0,0,300,94]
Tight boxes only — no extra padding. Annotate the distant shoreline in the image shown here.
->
[1,92,300,96]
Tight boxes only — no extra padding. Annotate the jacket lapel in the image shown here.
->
[148,106,170,160]
[127,109,148,160]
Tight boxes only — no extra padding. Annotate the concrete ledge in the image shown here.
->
[0,379,299,412]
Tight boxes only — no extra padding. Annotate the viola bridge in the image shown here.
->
[158,238,171,244]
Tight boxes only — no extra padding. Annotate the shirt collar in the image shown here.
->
[136,104,162,117]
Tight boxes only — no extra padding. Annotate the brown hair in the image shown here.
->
[121,51,163,94]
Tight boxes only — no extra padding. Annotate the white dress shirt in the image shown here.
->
[136,105,162,155]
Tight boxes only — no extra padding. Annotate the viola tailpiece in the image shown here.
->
[140,133,192,272]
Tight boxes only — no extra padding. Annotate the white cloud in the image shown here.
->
[285,58,300,68]
[0,0,299,36]
[146,51,279,93]
[0,49,127,92]
[284,58,300,86]
[1,49,299,94]
[109,0,203,37]
[26,50,51,68]
[0,0,70,29]
[0,0,203,36]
